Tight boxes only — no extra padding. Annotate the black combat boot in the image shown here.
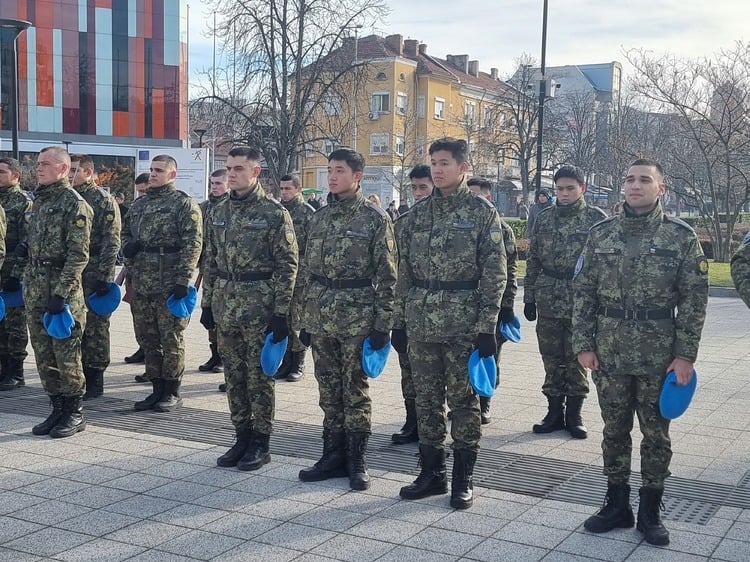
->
[392,399,419,444]
[399,444,448,499]
[346,432,371,491]
[134,373,149,383]
[565,396,587,439]
[218,383,227,392]
[237,431,271,471]
[584,483,635,533]
[154,379,183,412]
[637,487,670,545]
[32,395,65,435]
[124,347,145,363]
[133,379,165,411]
[82,368,104,400]
[50,396,87,438]
[217,427,253,467]
[450,448,477,509]
[299,428,348,482]
[0,356,25,391]
[199,343,223,372]
[532,395,565,433]
[480,396,492,425]
[273,349,293,380]
[286,350,306,382]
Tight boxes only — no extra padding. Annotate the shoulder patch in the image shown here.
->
[75,214,87,228]
[664,215,696,234]
[364,200,387,218]
[104,210,116,222]
[742,231,750,246]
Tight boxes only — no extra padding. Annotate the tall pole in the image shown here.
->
[534,0,548,194]
[211,10,217,171]
[351,25,362,152]
[0,19,31,160]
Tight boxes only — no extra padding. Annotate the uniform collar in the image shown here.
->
[147,182,176,197]
[327,186,365,208]
[282,193,305,209]
[73,179,97,194]
[229,181,264,203]
[555,196,586,217]
[621,202,663,231]
[35,178,69,198]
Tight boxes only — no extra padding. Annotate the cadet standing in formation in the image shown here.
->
[27,146,92,439]
[69,154,121,400]
[573,159,708,545]
[0,157,31,391]
[122,154,202,413]
[393,138,507,510]
[525,165,607,439]
[298,148,397,491]
[731,232,750,308]
[203,146,297,471]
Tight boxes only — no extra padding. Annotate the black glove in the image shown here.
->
[299,328,312,348]
[200,307,215,330]
[499,307,515,324]
[13,242,28,258]
[122,241,142,259]
[171,284,188,299]
[524,302,537,322]
[94,280,110,297]
[391,328,408,354]
[269,314,289,343]
[475,332,497,358]
[369,329,390,351]
[2,276,20,292]
[47,294,65,315]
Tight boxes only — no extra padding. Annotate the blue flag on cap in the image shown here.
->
[498,316,521,343]
[0,286,23,309]
[659,370,697,419]
[87,282,122,316]
[166,285,198,318]
[43,304,76,340]
[261,333,288,376]
[468,350,496,398]
[362,336,390,379]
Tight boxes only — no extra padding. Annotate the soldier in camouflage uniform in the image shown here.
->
[276,173,314,382]
[573,159,708,545]
[0,158,31,391]
[393,138,507,510]
[69,154,121,400]
[298,148,397,492]
[26,147,92,439]
[391,164,433,445]
[198,169,229,376]
[524,166,607,439]
[731,232,750,308]
[122,155,202,413]
[202,146,297,471]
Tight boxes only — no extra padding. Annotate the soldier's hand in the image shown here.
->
[94,280,110,297]
[171,284,188,299]
[13,242,28,258]
[475,332,497,358]
[47,294,65,315]
[667,357,695,385]
[391,328,408,353]
[369,329,390,351]
[200,307,216,330]
[577,351,599,370]
[269,314,289,343]
[2,276,21,292]
[299,328,312,348]
[524,302,537,322]
[499,307,515,324]
[122,241,142,259]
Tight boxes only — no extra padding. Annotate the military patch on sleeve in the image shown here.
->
[574,254,584,277]
[505,241,516,255]
[490,227,503,244]
[742,231,750,246]
[190,211,199,222]
[105,211,115,222]
[698,257,709,275]
[386,237,395,252]
[285,228,295,245]
[75,215,87,228]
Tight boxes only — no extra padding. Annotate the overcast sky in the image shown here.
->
[187,0,747,90]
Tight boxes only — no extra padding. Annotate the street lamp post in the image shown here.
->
[194,128,207,148]
[0,19,31,160]
[534,0,548,195]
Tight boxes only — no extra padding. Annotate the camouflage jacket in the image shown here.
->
[202,182,298,328]
[0,184,31,281]
[394,179,507,341]
[572,203,709,376]
[74,180,121,289]
[500,219,518,311]
[731,232,750,309]
[524,197,607,318]
[282,193,315,289]
[199,192,229,274]
[302,187,397,337]
[24,179,92,314]
[122,182,202,295]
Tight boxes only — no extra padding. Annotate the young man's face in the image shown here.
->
[430,150,467,190]
[279,180,301,202]
[0,163,20,189]
[327,159,360,198]
[226,155,261,193]
[209,175,229,197]
[554,177,585,206]
[623,164,665,213]
[410,177,434,201]
[36,151,69,186]
[68,162,94,188]
[135,182,149,197]
[149,160,177,187]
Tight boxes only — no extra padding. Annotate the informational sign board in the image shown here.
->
[135,148,210,202]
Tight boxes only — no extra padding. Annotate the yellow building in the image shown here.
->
[299,34,514,205]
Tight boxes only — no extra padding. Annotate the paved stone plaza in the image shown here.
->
[0,288,749,561]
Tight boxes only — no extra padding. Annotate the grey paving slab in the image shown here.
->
[56,509,141,537]
[190,488,265,512]
[310,534,395,561]
[141,460,208,480]
[102,473,174,494]
[402,527,486,556]
[143,480,220,503]
[154,529,245,560]
[273,482,349,506]
[0,516,43,544]
[240,497,318,521]
[711,538,750,562]
[60,465,132,485]
[624,546,711,562]
[209,540,302,562]
[60,484,136,509]
[123,549,200,562]
[290,506,368,532]
[375,500,452,526]
[346,515,426,544]
[0,491,45,515]
[149,502,229,529]
[3,527,92,558]
[9,499,92,526]
[0,547,41,562]
[180,467,254,488]
[555,531,637,561]
[463,537,548,562]
[254,522,337,551]
[201,512,280,540]
[104,520,192,548]
[0,470,48,490]
[54,538,146,562]
[376,545,459,562]
[102,495,182,518]
[432,511,511,537]
[661,529,724,557]
[492,521,573,549]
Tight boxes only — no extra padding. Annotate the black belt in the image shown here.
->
[31,258,65,268]
[217,271,273,281]
[142,245,180,254]
[542,268,574,280]
[413,278,479,290]
[311,274,372,289]
[598,307,674,321]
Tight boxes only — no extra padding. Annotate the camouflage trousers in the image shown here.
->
[218,325,275,434]
[398,352,416,401]
[81,308,111,371]
[131,292,189,381]
[592,370,672,488]
[206,326,217,345]
[288,290,305,353]
[409,340,481,452]
[0,306,29,360]
[27,306,85,397]
[310,334,371,433]
[536,316,588,397]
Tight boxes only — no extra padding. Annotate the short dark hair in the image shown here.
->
[629,158,665,181]
[409,164,432,181]
[135,172,150,185]
[228,146,262,162]
[70,153,95,171]
[280,174,301,188]
[328,148,365,173]
[553,165,585,185]
[467,177,492,193]
[152,154,178,170]
[114,192,125,199]
[0,157,22,176]
[428,137,468,164]
[210,169,227,178]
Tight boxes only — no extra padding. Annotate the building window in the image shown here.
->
[375,71,387,81]
[396,92,408,114]
[370,133,390,155]
[322,137,339,155]
[371,92,390,113]
[395,134,405,156]
[399,72,406,82]
[415,135,425,158]
[434,97,445,120]
[464,101,476,124]
[417,96,425,118]
[321,92,341,116]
